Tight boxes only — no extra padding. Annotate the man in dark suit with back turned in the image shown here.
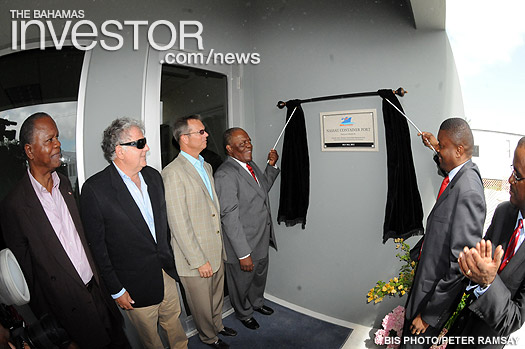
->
[0,112,129,348]
[400,118,486,348]
[80,118,187,349]
[447,137,525,348]
[214,128,280,330]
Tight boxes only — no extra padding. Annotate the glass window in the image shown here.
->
[160,64,228,173]
[0,48,84,201]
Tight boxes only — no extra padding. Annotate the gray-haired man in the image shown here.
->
[80,117,187,349]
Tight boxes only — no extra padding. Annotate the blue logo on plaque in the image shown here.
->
[340,116,354,126]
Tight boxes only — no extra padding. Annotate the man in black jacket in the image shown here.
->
[80,117,187,349]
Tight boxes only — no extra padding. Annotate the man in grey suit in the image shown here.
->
[400,118,486,348]
[162,115,236,349]
[214,128,280,330]
[447,137,525,348]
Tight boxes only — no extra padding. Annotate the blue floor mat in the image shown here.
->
[188,299,352,348]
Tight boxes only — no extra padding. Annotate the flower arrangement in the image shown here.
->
[369,238,467,349]
[374,306,450,349]
[367,238,417,304]
[374,305,405,349]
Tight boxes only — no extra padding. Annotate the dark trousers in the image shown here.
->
[400,316,444,349]
[88,278,131,349]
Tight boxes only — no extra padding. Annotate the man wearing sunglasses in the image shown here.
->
[162,115,236,349]
[447,137,525,348]
[80,118,188,349]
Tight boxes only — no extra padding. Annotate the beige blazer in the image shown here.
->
[162,154,225,277]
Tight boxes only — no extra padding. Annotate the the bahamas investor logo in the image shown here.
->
[340,116,354,126]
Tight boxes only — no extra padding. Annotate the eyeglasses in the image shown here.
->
[120,137,147,149]
[184,129,206,136]
[511,167,525,182]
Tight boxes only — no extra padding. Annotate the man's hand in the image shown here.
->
[418,132,439,152]
[198,261,213,278]
[267,149,279,167]
[0,323,14,349]
[410,313,429,335]
[115,291,135,310]
[458,239,503,286]
[239,255,254,272]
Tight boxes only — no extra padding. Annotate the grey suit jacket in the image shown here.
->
[214,157,280,263]
[162,154,225,277]
[448,201,525,349]
[405,161,486,329]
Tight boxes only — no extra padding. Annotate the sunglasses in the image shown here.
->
[184,129,206,136]
[120,137,147,149]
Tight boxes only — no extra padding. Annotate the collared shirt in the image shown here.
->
[28,169,93,284]
[470,211,524,298]
[110,163,157,299]
[113,162,156,243]
[180,150,214,200]
[447,159,470,183]
[231,156,260,186]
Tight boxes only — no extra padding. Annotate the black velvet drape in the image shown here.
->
[378,89,424,242]
[277,100,309,229]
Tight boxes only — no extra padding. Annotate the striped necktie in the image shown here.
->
[246,163,258,183]
[499,219,523,273]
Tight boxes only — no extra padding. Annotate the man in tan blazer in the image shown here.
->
[162,115,236,349]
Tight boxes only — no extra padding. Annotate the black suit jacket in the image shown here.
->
[0,171,121,348]
[80,164,178,308]
[448,201,525,348]
[405,161,486,329]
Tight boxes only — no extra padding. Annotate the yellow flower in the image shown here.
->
[368,297,373,302]
[382,286,387,292]
[393,277,399,283]
[396,244,400,249]
[401,290,406,295]
[398,285,404,289]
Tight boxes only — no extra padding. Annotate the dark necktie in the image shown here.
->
[499,219,523,273]
[437,176,450,200]
[246,163,258,183]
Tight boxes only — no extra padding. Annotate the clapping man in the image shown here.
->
[448,137,525,349]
